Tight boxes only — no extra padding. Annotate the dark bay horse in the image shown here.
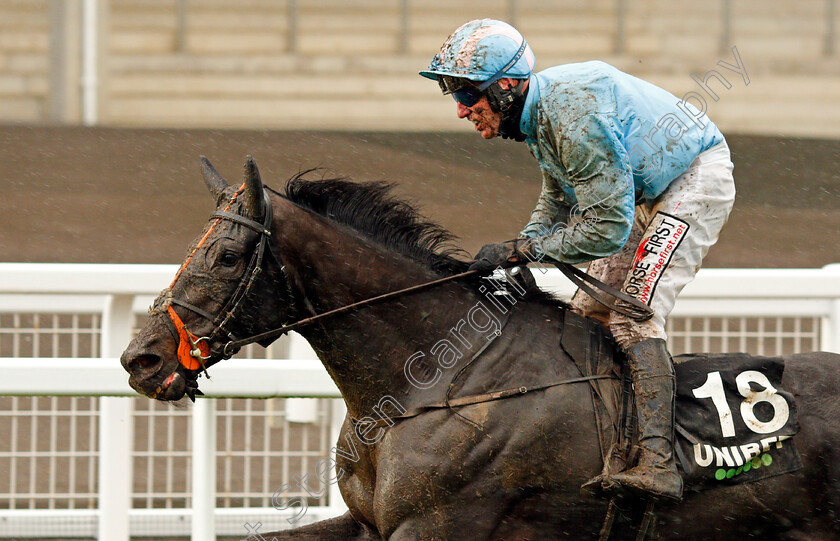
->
[121,157,840,540]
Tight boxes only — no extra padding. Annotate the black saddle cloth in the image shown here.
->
[559,311,802,491]
[673,352,802,490]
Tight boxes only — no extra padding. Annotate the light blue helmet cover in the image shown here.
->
[419,19,536,87]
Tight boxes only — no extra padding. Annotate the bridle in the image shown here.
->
[162,183,474,377]
[163,183,295,382]
[162,180,653,400]
[162,183,489,399]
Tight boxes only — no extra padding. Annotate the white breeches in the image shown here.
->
[571,140,736,349]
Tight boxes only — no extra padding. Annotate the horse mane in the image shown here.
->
[282,172,470,276]
[280,172,565,307]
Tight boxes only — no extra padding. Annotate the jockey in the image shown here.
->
[420,19,735,502]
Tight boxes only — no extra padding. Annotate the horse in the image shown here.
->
[121,156,840,540]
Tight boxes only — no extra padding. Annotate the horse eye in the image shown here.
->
[219,251,239,267]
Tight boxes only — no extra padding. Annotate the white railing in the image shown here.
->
[0,264,348,540]
[1,263,839,541]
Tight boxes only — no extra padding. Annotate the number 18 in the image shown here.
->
[692,370,790,438]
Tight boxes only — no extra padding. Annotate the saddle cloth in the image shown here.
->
[560,311,802,490]
[673,352,802,489]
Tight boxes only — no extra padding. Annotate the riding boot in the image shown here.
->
[606,338,683,501]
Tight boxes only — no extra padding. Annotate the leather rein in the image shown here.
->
[164,186,653,386]
[163,186,483,382]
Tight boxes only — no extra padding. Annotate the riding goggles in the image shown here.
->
[438,75,485,107]
[451,86,484,107]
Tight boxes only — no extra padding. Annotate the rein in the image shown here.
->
[555,262,654,322]
[167,183,654,380]
[218,268,482,357]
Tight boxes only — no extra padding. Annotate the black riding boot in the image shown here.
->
[607,338,683,501]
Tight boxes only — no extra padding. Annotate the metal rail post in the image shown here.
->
[287,0,298,53]
[822,299,840,353]
[328,400,348,510]
[48,0,70,121]
[820,264,840,354]
[98,295,134,541]
[192,399,217,541]
[399,0,409,55]
[176,0,187,53]
[507,0,517,27]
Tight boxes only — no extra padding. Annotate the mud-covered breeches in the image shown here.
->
[571,140,736,350]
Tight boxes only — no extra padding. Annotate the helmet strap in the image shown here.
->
[486,81,528,142]
[477,38,529,92]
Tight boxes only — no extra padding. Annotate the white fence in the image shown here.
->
[1,263,839,540]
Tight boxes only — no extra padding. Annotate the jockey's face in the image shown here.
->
[454,78,525,140]
[457,96,501,139]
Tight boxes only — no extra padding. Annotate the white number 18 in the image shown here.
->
[692,370,790,438]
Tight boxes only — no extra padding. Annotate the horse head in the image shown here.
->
[121,156,556,417]
[121,156,296,401]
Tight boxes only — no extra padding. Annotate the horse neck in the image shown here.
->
[275,200,489,418]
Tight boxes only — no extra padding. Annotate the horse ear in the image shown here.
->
[199,156,229,204]
[241,155,264,218]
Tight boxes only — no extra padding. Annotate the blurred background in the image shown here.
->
[0,1,838,540]
[4,0,839,133]
[0,0,838,266]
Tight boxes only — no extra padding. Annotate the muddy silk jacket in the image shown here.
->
[518,60,723,264]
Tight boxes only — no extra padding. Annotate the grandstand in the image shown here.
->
[0,0,838,136]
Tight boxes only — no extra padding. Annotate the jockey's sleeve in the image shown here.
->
[520,168,573,238]
[525,113,636,265]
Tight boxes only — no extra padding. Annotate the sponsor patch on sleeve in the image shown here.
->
[622,212,689,305]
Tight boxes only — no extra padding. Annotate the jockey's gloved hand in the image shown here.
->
[468,239,529,273]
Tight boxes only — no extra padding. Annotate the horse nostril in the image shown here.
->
[131,354,161,372]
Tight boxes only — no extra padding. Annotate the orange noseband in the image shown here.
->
[167,305,210,371]
[165,183,245,371]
